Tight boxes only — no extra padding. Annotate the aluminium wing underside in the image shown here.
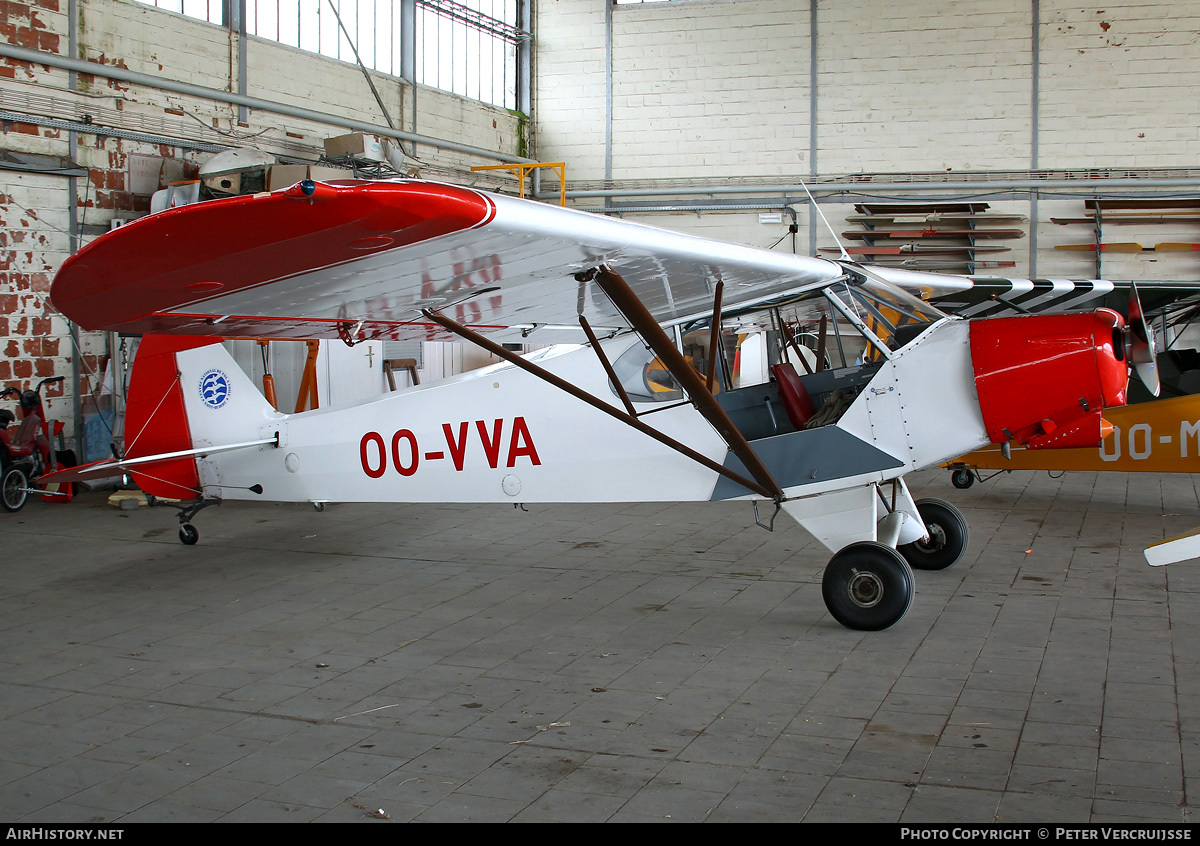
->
[51,179,859,345]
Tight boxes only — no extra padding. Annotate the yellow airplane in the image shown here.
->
[945,391,1200,565]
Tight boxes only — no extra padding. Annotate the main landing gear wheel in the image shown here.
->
[898,498,969,571]
[951,469,975,489]
[821,541,915,631]
[179,524,199,545]
[1,465,29,513]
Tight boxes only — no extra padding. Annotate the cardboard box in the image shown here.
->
[323,132,387,163]
[267,164,354,191]
[267,164,309,190]
[308,165,354,183]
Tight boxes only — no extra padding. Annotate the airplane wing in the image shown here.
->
[51,179,890,344]
[926,276,1200,320]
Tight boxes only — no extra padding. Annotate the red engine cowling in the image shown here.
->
[969,309,1129,449]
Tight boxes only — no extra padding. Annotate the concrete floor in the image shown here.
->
[1,467,1198,823]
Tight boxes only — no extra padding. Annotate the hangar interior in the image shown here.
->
[4,0,1200,454]
[2,0,1200,825]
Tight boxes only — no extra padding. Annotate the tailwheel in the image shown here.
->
[821,541,915,631]
[165,498,219,546]
[898,498,969,571]
[1,465,29,513]
[951,468,975,489]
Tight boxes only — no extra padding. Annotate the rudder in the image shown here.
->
[123,335,223,499]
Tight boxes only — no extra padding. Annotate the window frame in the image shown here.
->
[129,0,530,112]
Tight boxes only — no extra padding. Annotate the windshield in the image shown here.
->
[607,274,951,401]
[823,276,948,354]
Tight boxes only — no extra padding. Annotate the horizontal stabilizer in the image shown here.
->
[38,438,278,486]
[1145,528,1200,567]
[37,458,125,485]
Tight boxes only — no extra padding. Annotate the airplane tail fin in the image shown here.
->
[123,335,280,499]
[123,336,218,499]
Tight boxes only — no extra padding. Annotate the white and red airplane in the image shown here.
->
[41,179,1147,630]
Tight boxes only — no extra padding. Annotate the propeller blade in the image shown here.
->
[1127,281,1160,397]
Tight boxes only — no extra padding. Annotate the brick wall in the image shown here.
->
[6,0,1200,454]
[0,173,69,404]
[816,0,1033,174]
[1,0,71,424]
[1038,2,1200,168]
[531,0,609,178]
[536,0,1200,179]
[0,0,523,452]
[533,0,1200,278]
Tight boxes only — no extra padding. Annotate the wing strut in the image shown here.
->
[592,265,785,500]
[422,308,777,499]
[773,307,813,375]
[578,314,638,418]
[706,281,724,391]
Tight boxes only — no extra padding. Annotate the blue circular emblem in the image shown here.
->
[199,369,231,409]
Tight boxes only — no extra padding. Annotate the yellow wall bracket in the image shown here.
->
[470,162,567,206]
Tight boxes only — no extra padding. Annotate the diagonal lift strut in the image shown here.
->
[592,265,784,500]
[422,309,777,499]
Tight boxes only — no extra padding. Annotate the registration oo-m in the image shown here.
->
[42,179,1150,630]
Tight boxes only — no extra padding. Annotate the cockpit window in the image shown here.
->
[611,341,684,402]
[823,277,947,354]
[609,324,732,403]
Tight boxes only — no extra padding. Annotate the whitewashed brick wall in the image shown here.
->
[536,0,1200,178]
[1038,2,1200,168]
[816,0,1033,174]
[532,0,610,178]
[84,1,521,162]
[535,0,1200,279]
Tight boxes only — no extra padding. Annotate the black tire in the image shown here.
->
[179,523,199,545]
[821,541,915,631]
[951,469,975,489]
[1,465,29,513]
[899,498,969,571]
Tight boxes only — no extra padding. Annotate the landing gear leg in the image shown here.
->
[821,541,915,631]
